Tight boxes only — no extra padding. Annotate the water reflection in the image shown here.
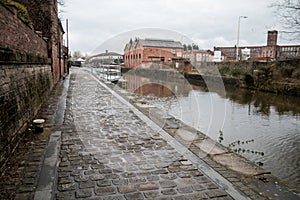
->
[225,88,300,116]
[123,70,192,98]
[135,83,174,97]
[191,86,300,117]
[174,89,300,189]
[123,73,300,189]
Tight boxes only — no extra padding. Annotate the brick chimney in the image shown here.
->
[267,30,278,46]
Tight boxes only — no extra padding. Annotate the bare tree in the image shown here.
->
[271,0,300,40]
[57,0,65,6]
[73,51,83,59]
[57,0,65,18]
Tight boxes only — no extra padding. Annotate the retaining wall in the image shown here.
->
[0,64,52,168]
[0,1,59,169]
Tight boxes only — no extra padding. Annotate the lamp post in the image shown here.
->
[236,16,248,61]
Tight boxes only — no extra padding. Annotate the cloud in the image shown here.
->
[91,28,194,55]
[62,0,290,55]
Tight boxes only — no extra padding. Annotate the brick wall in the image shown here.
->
[0,1,64,169]
[124,45,184,68]
[0,2,48,58]
[49,0,64,84]
[0,64,52,167]
[143,47,181,62]
[0,1,66,85]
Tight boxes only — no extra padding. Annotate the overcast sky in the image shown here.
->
[61,0,295,56]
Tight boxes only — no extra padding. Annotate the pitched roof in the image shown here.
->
[140,38,183,49]
[93,52,123,57]
[89,52,123,59]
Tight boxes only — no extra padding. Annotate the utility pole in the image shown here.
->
[66,19,69,58]
[236,16,248,61]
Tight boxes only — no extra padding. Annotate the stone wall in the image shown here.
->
[184,73,240,89]
[0,64,52,167]
[121,67,240,92]
[0,2,58,169]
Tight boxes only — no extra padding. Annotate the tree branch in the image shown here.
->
[270,0,300,40]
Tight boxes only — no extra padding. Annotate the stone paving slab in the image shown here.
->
[54,68,248,200]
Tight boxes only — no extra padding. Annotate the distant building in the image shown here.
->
[89,50,123,65]
[183,50,226,63]
[124,38,184,68]
[241,48,251,60]
[214,30,300,61]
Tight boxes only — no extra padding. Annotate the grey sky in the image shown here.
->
[61,0,294,55]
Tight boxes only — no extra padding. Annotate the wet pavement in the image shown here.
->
[1,67,299,200]
[56,68,239,200]
[0,76,68,200]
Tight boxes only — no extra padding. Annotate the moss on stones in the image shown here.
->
[3,0,32,27]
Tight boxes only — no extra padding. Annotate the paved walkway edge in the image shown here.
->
[88,71,251,200]
[34,131,61,200]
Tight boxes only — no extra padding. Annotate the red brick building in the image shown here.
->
[124,38,184,68]
[214,30,300,61]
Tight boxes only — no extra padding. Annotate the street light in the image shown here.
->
[236,16,248,61]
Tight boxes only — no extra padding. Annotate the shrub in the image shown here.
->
[231,67,245,77]
[255,65,274,86]
[280,65,294,78]
[244,74,254,87]
[218,65,230,76]
[292,68,300,79]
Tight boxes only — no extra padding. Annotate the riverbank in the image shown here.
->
[185,72,300,96]
[121,65,300,97]
[214,59,300,96]
[104,68,300,199]
[117,66,300,189]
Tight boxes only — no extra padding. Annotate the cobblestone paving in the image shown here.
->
[56,69,235,199]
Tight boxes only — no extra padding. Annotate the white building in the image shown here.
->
[89,50,123,65]
[241,48,251,60]
[183,50,214,64]
[213,50,222,62]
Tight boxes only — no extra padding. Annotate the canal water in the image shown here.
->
[124,73,300,189]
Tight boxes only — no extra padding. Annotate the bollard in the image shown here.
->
[33,119,45,133]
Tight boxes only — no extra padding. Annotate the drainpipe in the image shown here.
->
[57,19,62,79]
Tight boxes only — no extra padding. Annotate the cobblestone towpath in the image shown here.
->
[54,67,252,200]
[1,67,276,200]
